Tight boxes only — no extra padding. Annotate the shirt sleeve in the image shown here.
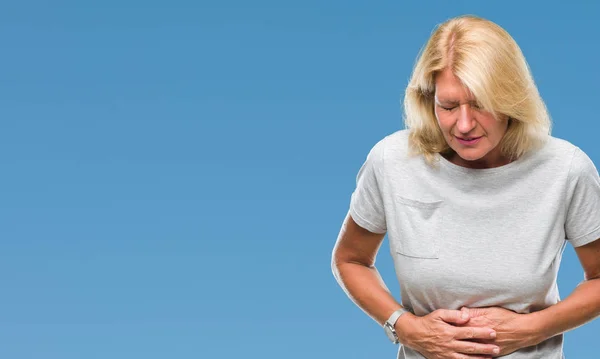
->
[565,147,600,247]
[348,137,387,234]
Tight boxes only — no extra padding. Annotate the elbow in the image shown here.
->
[331,253,342,281]
[331,242,344,278]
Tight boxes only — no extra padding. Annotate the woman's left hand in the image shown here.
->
[456,306,542,357]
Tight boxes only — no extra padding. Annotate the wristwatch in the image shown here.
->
[383,307,411,344]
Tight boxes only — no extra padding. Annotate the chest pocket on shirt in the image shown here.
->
[393,196,443,259]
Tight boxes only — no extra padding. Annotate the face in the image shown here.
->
[433,68,510,169]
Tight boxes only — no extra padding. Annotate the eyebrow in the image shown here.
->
[434,97,478,106]
[436,99,459,105]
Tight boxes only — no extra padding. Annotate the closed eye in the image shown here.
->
[438,103,482,111]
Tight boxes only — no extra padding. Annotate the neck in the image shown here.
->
[443,151,513,169]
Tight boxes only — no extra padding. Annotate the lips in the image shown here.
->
[457,136,481,140]
[455,136,482,145]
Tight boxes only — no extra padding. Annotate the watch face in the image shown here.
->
[384,323,397,343]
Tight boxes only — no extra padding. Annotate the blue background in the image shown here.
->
[1,1,598,358]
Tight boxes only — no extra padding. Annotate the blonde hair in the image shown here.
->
[403,15,552,164]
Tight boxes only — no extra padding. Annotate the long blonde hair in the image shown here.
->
[403,15,552,164]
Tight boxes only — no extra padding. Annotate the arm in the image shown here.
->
[331,212,406,327]
[528,238,600,343]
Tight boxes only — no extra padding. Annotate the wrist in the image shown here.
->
[394,312,419,346]
[521,311,550,346]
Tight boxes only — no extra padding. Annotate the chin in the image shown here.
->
[458,153,485,161]
[453,149,488,162]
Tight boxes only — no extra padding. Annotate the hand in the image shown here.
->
[457,307,540,357]
[397,309,500,359]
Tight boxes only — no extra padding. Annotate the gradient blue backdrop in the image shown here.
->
[1,1,598,358]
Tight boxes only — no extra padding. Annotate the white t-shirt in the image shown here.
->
[349,129,600,359]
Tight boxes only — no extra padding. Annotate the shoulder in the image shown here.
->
[537,135,578,157]
[527,135,579,167]
[384,129,410,149]
[373,129,412,161]
[535,136,598,180]
[354,129,415,180]
[567,146,599,183]
[360,129,411,163]
[362,129,429,180]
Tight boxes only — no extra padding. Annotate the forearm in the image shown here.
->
[528,277,600,343]
[332,260,405,326]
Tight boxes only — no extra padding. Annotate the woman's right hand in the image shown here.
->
[396,309,500,359]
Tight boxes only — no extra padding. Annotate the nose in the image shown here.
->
[455,104,476,134]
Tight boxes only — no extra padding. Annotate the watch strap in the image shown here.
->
[384,307,411,344]
[386,307,410,327]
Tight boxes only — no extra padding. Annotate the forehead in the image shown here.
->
[434,69,475,101]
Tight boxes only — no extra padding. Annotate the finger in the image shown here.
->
[454,327,497,340]
[454,339,500,356]
[436,309,470,324]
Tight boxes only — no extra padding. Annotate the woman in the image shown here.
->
[331,15,600,359]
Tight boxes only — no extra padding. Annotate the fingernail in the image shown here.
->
[461,311,469,319]
[493,347,500,354]
[490,331,496,338]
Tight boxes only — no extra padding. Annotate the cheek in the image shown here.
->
[483,120,508,141]
[434,112,451,133]
[439,121,454,138]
